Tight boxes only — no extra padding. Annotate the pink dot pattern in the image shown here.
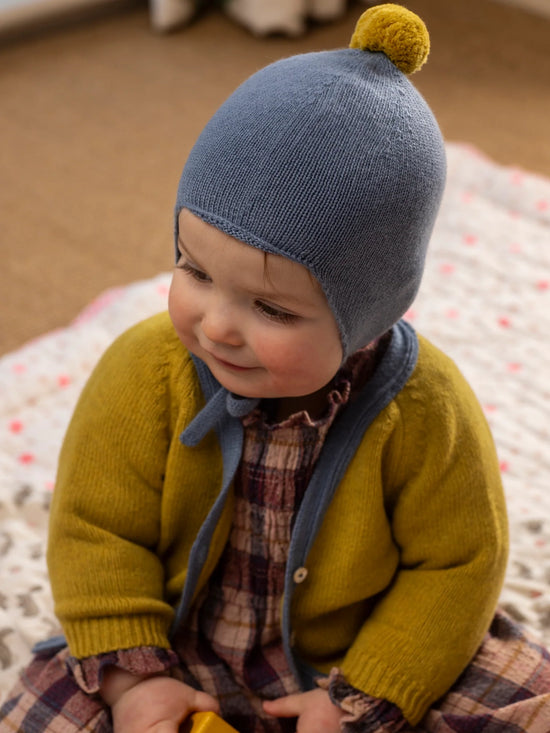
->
[407,144,550,642]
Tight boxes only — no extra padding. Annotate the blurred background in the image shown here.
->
[1,0,549,355]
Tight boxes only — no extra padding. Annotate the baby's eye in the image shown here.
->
[179,260,211,283]
[254,301,298,324]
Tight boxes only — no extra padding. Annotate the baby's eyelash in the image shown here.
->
[254,301,298,324]
[178,260,210,283]
[175,258,297,323]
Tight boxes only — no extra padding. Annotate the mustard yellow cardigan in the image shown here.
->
[48,312,508,724]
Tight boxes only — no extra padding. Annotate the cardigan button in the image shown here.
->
[293,566,308,584]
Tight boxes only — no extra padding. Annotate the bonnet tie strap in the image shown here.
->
[179,386,259,447]
[171,369,258,635]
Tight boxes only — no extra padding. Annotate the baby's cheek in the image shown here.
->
[255,336,302,372]
[168,299,195,350]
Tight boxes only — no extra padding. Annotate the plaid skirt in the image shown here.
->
[1,611,549,733]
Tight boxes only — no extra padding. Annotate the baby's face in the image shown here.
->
[169,209,343,401]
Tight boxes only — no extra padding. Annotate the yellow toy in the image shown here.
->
[181,711,240,733]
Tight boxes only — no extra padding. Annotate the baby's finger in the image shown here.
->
[189,689,221,715]
[150,723,178,733]
[263,693,304,718]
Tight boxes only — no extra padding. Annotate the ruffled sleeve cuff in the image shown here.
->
[317,668,408,733]
[66,646,181,695]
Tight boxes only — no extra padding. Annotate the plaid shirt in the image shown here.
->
[169,342,388,732]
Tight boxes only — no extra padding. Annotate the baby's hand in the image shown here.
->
[108,674,219,733]
[263,688,344,733]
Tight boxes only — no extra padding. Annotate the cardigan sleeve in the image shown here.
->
[338,337,509,724]
[47,314,196,659]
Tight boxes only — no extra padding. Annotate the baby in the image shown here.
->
[2,4,550,733]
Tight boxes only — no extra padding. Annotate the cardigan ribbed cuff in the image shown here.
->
[341,654,430,726]
[63,613,171,660]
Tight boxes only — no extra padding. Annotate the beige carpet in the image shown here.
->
[1,0,549,354]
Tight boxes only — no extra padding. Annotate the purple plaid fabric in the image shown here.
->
[0,647,112,733]
[419,612,550,732]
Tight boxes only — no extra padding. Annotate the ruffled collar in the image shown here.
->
[242,334,391,431]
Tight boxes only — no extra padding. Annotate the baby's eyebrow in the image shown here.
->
[177,238,200,265]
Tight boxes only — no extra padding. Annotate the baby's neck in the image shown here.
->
[266,383,333,423]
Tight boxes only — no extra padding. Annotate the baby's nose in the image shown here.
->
[201,301,243,347]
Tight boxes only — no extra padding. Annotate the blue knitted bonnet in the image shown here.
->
[175,4,446,358]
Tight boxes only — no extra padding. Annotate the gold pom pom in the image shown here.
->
[349,4,430,75]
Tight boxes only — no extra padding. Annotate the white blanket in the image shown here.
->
[1,143,549,700]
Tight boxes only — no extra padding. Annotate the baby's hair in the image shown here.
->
[262,250,320,292]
